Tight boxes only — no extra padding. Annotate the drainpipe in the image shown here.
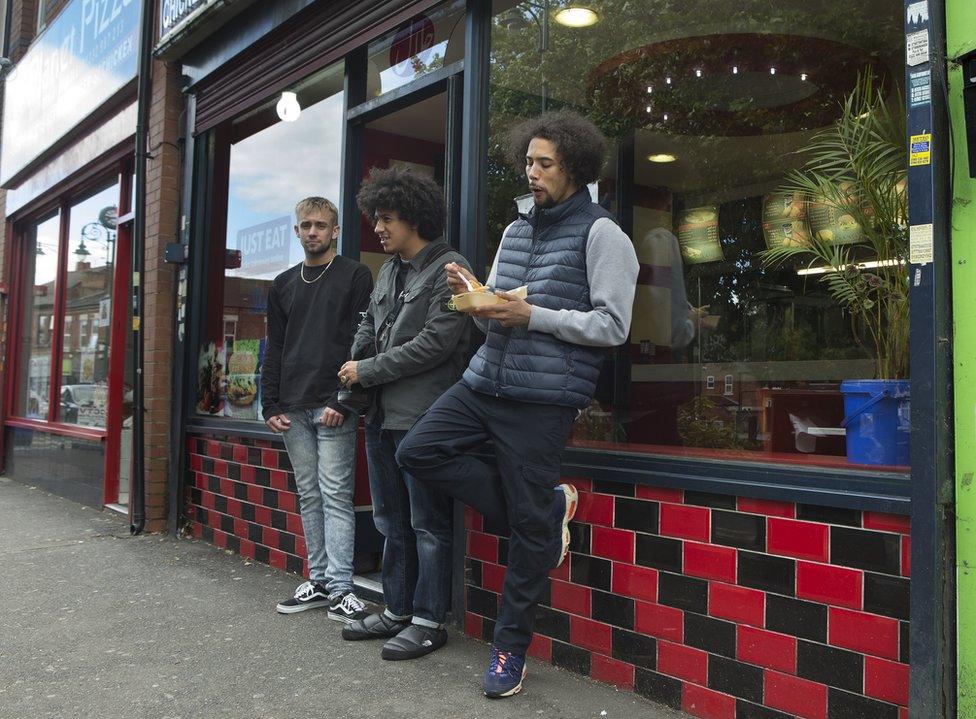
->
[130,1,154,535]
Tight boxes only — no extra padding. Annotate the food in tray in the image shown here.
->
[226,375,257,406]
[450,285,528,313]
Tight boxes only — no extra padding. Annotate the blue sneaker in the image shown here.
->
[483,646,527,698]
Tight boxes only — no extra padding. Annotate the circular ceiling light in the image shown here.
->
[554,7,599,27]
[647,153,677,163]
[276,92,301,122]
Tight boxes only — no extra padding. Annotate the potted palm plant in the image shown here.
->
[761,73,909,466]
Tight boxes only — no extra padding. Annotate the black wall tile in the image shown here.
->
[551,640,591,675]
[533,605,571,642]
[220,514,234,534]
[766,595,828,642]
[568,523,591,555]
[253,467,271,486]
[262,488,279,509]
[214,495,227,514]
[797,504,861,527]
[864,573,910,620]
[570,554,612,591]
[900,621,910,664]
[634,669,682,710]
[635,534,683,572]
[278,532,296,555]
[593,480,635,497]
[287,475,297,493]
[708,655,764,703]
[614,497,659,534]
[797,641,864,693]
[285,554,303,575]
[466,559,482,588]
[736,700,795,719]
[592,590,635,630]
[278,454,292,472]
[612,627,656,670]
[830,527,901,575]
[202,458,215,475]
[270,510,288,531]
[226,535,240,553]
[247,447,262,465]
[685,490,737,510]
[684,613,736,658]
[827,688,899,719]
[227,462,241,480]
[738,550,795,596]
[240,502,255,522]
[481,618,495,643]
[247,522,263,543]
[207,475,220,493]
[498,537,509,565]
[254,545,270,563]
[466,586,498,620]
[483,514,510,537]
[200,520,213,541]
[233,482,248,501]
[711,510,766,551]
[219,443,233,460]
[658,572,708,614]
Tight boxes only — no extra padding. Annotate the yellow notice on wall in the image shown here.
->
[910,133,932,166]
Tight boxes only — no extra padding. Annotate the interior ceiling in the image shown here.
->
[367,93,447,144]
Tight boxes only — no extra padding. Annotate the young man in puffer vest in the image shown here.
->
[397,111,639,698]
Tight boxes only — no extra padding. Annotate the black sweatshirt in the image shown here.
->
[261,255,373,420]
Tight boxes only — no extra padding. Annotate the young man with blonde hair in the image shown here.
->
[262,196,373,621]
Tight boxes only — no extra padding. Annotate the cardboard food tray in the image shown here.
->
[452,285,527,312]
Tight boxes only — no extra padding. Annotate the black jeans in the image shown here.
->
[396,381,576,654]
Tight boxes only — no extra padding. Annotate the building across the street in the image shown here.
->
[1,1,973,717]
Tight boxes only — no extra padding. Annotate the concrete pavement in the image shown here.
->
[0,478,683,719]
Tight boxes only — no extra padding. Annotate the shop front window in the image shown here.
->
[488,0,909,470]
[57,182,119,427]
[366,0,466,98]
[16,211,60,419]
[196,62,345,421]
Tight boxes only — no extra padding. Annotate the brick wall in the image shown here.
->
[142,56,184,531]
[465,480,910,719]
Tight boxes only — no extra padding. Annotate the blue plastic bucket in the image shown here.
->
[840,380,910,466]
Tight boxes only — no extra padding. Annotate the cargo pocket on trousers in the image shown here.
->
[515,461,561,529]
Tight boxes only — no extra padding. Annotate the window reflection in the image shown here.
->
[488,0,908,469]
[196,63,345,421]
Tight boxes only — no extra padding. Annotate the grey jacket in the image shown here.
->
[350,240,472,430]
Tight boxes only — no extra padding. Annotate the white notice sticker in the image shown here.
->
[910,223,934,265]
[907,1,929,26]
[907,30,929,66]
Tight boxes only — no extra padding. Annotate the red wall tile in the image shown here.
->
[269,548,287,571]
[767,518,829,562]
[796,561,863,609]
[684,542,737,583]
[464,612,482,639]
[550,579,591,617]
[465,507,483,532]
[286,512,303,536]
[660,503,710,542]
[636,485,683,503]
[261,448,279,469]
[863,512,910,534]
[570,615,612,654]
[864,656,909,706]
[527,632,552,661]
[549,556,571,582]
[737,625,797,674]
[682,683,735,719]
[232,444,247,463]
[255,506,272,527]
[828,607,900,660]
[635,601,684,642]
[467,531,498,563]
[708,582,765,628]
[575,491,614,526]
[482,562,507,594]
[764,670,828,719]
[590,654,635,690]
[592,525,635,563]
[738,497,795,518]
[902,536,911,577]
[657,640,708,685]
[270,469,289,492]
[612,563,658,604]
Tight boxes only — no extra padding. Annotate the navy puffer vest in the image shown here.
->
[463,188,614,408]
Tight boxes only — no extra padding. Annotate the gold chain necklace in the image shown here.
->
[300,257,335,284]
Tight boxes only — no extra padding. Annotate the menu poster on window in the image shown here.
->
[234,216,293,278]
[78,385,108,428]
[762,192,813,249]
[675,206,723,264]
[196,342,226,415]
[224,339,262,420]
[807,187,863,245]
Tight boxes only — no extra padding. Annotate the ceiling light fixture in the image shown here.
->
[732,65,739,74]
[801,72,808,81]
[554,7,599,27]
[666,76,672,85]
[663,113,669,121]
[796,259,903,276]
[770,67,777,75]
[647,153,677,163]
[695,68,703,78]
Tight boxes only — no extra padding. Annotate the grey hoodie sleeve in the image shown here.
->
[472,223,511,334]
[527,217,639,347]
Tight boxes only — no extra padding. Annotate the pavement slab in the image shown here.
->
[0,478,684,719]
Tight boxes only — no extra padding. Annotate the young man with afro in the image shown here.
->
[397,111,639,697]
[338,165,472,660]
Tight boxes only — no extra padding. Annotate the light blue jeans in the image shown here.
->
[281,407,357,597]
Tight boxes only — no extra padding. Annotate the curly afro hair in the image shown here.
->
[356,165,445,241]
[506,111,606,187]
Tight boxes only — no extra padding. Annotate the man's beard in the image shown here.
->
[304,239,333,256]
